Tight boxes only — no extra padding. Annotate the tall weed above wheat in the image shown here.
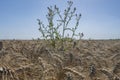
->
[37,1,83,49]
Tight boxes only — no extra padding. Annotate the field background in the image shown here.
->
[0,40,120,80]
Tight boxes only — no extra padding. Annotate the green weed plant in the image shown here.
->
[37,1,83,50]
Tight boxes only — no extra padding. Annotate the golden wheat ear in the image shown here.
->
[113,62,120,77]
[100,69,114,80]
[63,67,85,79]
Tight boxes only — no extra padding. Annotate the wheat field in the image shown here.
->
[0,40,120,80]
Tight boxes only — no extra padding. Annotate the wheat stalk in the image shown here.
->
[45,76,56,80]
[100,69,113,80]
[63,67,85,78]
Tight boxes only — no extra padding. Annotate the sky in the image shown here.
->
[0,0,120,39]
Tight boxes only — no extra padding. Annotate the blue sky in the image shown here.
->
[0,0,120,39]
